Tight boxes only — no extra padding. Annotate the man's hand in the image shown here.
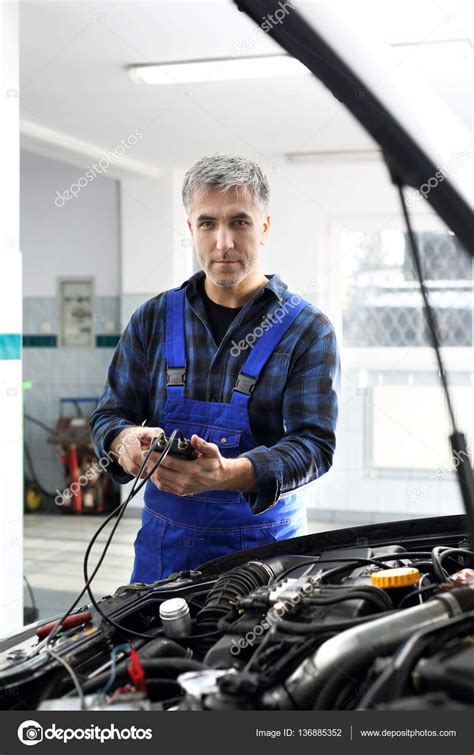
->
[109,426,164,477]
[149,434,257,496]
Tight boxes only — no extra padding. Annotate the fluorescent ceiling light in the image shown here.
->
[128,55,310,85]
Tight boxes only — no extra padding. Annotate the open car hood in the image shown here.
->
[1,514,473,711]
[1,0,472,716]
[234,0,473,255]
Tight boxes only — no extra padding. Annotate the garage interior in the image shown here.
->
[0,0,471,636]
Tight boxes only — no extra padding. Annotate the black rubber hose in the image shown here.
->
[302,587,393,612]
[375,611,474,704]
[137,637,190,660]
[192,561,274,656]
[432,547,474,581]
[272,611,395,636]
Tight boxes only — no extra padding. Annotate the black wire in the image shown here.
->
[44,432,176,647]
[397,584,439,609]
[431,546,474,582]
[395,184,456,428]
[242,625,276,673]
[23,575,37,611]
[44,499,132,646]
[83,431,189,641]
[318,554,431,585]
[395,179,474,546]
[275,553,433,584]
[275,557,388,583]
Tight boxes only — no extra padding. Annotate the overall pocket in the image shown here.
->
[241,515,307,551]
[160,419,243,504]
[130,506,166,584]
[162,419,242,458]
[158,517,243,576]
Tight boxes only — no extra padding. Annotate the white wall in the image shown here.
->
[20,149,122,498]
[120,170,193,324]
[21,150,120,297]
[265,157,467,523]
[0,0,22,637]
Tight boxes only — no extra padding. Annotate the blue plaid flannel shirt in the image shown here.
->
[90,270,341,515]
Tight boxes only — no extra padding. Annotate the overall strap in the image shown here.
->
[231,296,309,408]
[165,287,187,397]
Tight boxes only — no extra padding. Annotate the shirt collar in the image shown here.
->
[180,270,287,304]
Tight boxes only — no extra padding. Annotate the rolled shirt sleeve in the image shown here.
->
[239,320,340,515]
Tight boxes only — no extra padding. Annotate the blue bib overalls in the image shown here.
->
[130,287,310,583]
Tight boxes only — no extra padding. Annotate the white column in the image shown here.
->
[0,0,22,637]
[118,170,192,508]
[119,171,192,326]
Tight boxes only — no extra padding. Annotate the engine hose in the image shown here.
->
[192,561,274,656]
[270,611,395,636]
[136,637,191,660]
[262,588,474,710]
[358,610,474,708]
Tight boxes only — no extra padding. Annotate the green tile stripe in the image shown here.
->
[23,335,57,347]
[21,334,120,348]
[96,335,120,347]
[0,334,21,359]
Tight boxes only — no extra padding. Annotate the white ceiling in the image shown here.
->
[19,0,472,176]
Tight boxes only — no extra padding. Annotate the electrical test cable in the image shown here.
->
[82,429,186,640]
[35,430,180,652]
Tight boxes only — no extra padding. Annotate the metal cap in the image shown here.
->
[159,597,190,621]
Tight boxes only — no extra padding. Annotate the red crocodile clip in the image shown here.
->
[127,647,146,692]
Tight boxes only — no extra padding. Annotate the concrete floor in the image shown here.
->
[23,512,349,622]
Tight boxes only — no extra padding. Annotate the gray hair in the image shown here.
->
[182,154,270,215]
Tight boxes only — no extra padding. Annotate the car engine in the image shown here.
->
[0,515,473,712]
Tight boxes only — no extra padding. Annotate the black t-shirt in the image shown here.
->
[197,275,243,346]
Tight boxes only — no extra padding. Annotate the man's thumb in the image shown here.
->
[192,434,217,455]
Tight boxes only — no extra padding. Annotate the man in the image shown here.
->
[90,154,340,584]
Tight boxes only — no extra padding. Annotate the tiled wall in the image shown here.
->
[23,295,121,495]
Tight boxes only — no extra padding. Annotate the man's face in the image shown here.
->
[186,185,270,287]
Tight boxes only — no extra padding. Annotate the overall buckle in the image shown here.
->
[233,372,257,396]
[166,366,186,386]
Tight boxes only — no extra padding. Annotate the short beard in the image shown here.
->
[199,254,258,288]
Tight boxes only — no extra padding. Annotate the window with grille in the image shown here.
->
[341,230,472,348]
